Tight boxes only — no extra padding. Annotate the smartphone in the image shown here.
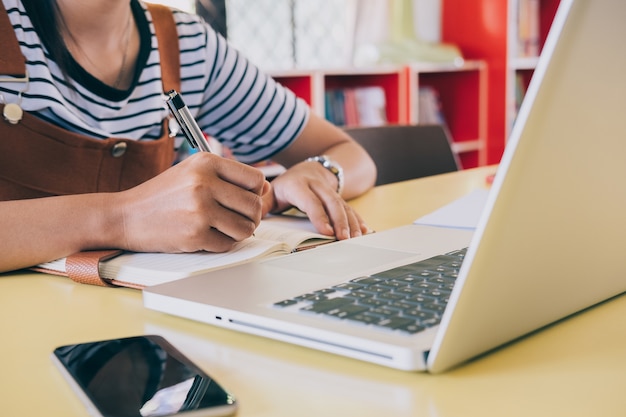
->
[51,335,237,417]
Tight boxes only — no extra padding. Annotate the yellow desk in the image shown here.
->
[2,165,626,417]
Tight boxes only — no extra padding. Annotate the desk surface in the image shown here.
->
[2,165,626,417]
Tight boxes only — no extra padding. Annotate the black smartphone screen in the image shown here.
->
[52,335,236,417]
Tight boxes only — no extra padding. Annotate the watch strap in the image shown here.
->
[306,155,344,194]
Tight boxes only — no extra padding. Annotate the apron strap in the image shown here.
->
[147,2,181,93]
[0,2,27,77]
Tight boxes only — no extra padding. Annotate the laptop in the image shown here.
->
[144,0,626,373]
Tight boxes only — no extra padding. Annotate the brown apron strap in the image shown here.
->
[147,3,180,93]
[0,2,26,77]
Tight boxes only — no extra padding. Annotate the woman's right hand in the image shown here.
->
[114,152,268,254]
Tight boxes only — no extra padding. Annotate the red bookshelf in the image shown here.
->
[441,0,561,164]
[322,67,408,125]
[405,61,487,168]
[271,62,487,169]
[271,71,317,107]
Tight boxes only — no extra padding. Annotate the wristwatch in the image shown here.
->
[306,155,344,195]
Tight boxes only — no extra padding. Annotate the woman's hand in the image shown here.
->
[262,111,376,240]
[262,160,369,240]
[116,152,268,253]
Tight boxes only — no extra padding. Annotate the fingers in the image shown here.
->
[190,155,265,241]
[260,181,275,217]
[307,188,365,240]
[214,155,267,195]
[206,181,262,241]
[279,180,367,240]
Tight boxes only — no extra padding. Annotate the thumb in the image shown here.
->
[260,181,276,216]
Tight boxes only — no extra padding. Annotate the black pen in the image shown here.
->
[166,89,213,153]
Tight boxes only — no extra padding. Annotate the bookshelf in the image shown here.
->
[269,69,319,109]
[271,60,486,169]
[272,66,407,125]
[323,67,408,128]
[441,0,561,164]
[507,0,561,133]
[405,61,487,168]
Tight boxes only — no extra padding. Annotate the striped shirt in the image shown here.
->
[0,0,309,164]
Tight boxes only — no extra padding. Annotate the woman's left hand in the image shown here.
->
[261,161,369,240]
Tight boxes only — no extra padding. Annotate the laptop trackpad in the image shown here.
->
[265,243,417,278]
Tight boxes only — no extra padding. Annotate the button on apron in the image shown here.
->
[111,142,127,157]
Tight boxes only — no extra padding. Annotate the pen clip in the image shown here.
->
[165,90,198,150]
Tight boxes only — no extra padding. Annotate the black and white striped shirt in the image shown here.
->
[0,0,309,164]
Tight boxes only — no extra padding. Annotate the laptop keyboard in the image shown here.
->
[273,248,467,335]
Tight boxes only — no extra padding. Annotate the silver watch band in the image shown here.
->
[305,155,344,194]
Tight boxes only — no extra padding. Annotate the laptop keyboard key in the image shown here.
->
[305,302,369,319]
[347,313,381,325]
[376,316,416,330]
[301,297,352,313]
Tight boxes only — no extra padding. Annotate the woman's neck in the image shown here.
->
[56,0,140,90]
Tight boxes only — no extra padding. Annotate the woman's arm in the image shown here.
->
[0,153,268,273]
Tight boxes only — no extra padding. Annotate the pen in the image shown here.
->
[166,90,256,237]
[166,89,213,153]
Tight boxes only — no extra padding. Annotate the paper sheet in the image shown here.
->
[413,189,489,230]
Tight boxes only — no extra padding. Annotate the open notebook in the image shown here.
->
[35,216,335,288]
[144,0,626,373]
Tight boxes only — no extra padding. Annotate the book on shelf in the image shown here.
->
[324,86,387,127]
[34,216,336,289]
[417,86,446,125]
[514,73,527,113]
[510,72,529,126]
[517,0,540,57]
[354,86,387,126]
[342,88,359,126]
[331,88,346,126]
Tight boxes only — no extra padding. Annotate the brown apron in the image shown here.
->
[0,3,180,201]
